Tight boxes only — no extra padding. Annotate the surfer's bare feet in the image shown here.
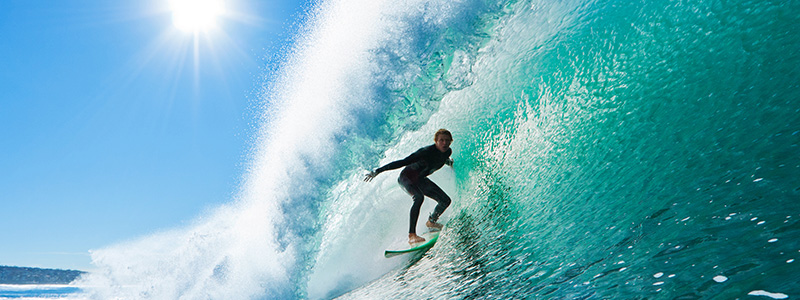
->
[426,220,443,231]
[408,233,425,244]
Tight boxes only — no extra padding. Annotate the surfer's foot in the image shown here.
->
[426,220,443,231]
[408,233,425,245]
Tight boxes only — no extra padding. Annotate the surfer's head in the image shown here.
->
[434,129,452,141]
[434,129,452,152]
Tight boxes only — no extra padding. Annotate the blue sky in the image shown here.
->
[0,0,313,271]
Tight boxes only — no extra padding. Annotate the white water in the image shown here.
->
[77,0,470,299]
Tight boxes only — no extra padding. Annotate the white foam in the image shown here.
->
[78,0,395,297]
[748,290,788,299]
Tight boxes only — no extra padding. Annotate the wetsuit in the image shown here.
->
[374,144,452,234]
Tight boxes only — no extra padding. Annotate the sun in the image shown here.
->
[170,0,225,32]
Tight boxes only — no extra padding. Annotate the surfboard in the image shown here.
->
[384,231,440,258]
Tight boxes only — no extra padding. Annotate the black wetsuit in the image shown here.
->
[374,144,452,234]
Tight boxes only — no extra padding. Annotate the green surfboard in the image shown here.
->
[384,231,440,258]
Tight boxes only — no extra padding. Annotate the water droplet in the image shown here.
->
[747,290,788,299]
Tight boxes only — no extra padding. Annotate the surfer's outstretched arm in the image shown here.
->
[364,149,426,182]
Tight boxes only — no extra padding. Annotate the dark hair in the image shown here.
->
[434,129,453,141]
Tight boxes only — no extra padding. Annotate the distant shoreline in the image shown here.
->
[0,266,85,285]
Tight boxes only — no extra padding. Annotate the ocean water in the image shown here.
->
[0,284,84,299]
[75,0,799,299]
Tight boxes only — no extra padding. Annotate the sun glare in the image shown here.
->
[170,0,225,32]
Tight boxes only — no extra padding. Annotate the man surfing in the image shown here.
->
[364,129,454,245]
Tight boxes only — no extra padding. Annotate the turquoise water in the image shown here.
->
[79,0,799,299]
[0,285,82,299]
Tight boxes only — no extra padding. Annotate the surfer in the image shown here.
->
[364,129,454,244]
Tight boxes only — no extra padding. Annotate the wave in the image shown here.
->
[78,0,800,298]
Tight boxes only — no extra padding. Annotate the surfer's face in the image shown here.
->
[435,135,452,152]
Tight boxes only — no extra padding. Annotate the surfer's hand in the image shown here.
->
[364,171,377,182]
[445,158,454,167]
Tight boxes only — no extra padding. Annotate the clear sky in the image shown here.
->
[0,0,313,271]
